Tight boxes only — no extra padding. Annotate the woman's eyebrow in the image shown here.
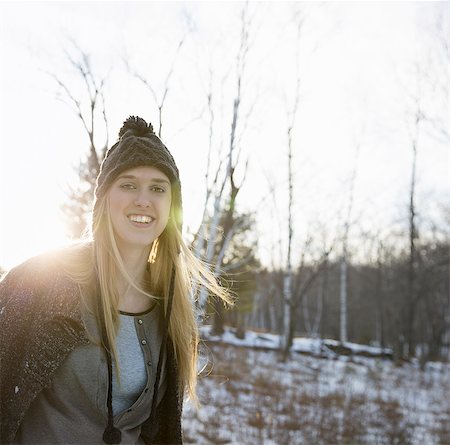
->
[117,174,170,185]
[151,178,171,185]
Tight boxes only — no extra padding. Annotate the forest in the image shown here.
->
[1,2,448,363]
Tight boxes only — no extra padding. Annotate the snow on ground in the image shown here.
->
[182,327,450,445]
[200,325,393,358]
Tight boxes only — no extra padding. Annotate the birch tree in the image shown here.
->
[277,3,328,357]
[280,7,304,359]
[339,142,361,343]
[193,3,256,330]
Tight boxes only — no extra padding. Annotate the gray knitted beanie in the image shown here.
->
[93,116,182,230]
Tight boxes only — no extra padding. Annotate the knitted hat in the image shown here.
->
[93,116,182,230]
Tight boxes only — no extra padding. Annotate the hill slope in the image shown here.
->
[182,329,450,445]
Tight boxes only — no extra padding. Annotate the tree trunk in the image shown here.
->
[407,113,419,357]
[281,271,293,358]
[376,250,385,348]
[211,298,225,336]
[339,255,348,343]
[319,259,328,339]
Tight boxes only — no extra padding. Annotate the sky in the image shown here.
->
[0,1,448,270]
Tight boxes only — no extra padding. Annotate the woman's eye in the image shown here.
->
[151,186,166,193]
[120,183,136,190]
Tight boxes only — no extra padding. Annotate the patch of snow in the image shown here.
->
[186,327,450,444]
[200,325,393,359]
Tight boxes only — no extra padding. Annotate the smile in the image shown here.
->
[127,214,155,224]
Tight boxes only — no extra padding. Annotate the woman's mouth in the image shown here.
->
[127,214,155,225]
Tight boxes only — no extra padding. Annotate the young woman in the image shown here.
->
[0,116,230,444]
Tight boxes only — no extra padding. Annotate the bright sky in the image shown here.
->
[0,1,448,270]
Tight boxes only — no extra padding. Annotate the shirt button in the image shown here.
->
[141,339,147,345]
[138,319,143,325]
[147,361,151,366]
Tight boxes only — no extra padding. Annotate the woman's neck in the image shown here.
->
[116,244,152,311]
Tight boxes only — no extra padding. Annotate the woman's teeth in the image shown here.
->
[128,215,153,224]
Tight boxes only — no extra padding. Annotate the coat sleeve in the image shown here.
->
[0,260,42,370]
[0,260,43,444]
[0,259,46,351]
[0,256,61,444]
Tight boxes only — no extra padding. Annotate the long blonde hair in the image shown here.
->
[62,190,231,403]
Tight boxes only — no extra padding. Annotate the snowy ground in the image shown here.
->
[182,327,450,445]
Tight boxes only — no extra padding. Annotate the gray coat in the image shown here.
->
[0,252,183,445]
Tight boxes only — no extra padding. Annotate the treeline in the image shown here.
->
[217,237,449,362]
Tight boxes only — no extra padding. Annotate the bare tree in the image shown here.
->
[279,3,325,357]
[49,42,109,238]
[209,4,254,335]
[392,56,428,359]
[125,33,189,139]
[421,6,450,145]
[302,225,335,339]
[389,6,448,359]
[339,141,361,344]
[401,5,449,358]
[375,239,387,349]
[298,240,334,339]
[193,3,256,331]
[406,89,422,357]
[280,7,304,359]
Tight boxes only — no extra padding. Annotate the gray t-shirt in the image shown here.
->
[14,303,167,445]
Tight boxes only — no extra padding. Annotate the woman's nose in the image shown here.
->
[134,191,151,207]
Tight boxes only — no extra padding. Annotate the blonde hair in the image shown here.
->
[62,190,231,404]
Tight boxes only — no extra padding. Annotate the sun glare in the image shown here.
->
[1,192,70,271]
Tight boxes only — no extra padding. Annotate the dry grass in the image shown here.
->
[183,344,450,445]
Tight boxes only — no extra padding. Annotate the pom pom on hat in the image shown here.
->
[118,116,154,139]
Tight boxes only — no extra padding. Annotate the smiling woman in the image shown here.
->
[109,167,172,255]
[0,116,231,445]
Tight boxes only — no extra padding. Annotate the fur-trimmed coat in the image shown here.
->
[0,253,182,445]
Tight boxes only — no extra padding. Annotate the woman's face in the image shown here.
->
[107,166,172,252]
